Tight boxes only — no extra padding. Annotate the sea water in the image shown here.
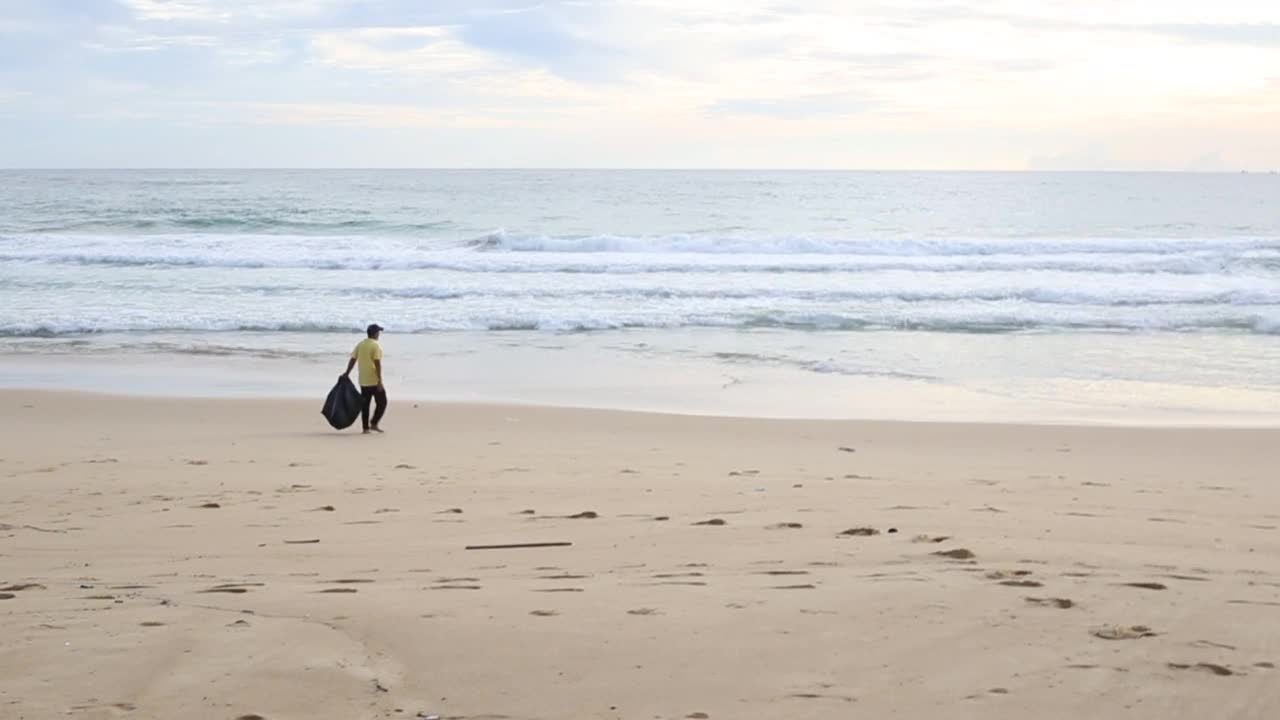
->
[1,169,1277,423]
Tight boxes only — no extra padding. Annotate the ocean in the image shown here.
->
[1,169,1278,424]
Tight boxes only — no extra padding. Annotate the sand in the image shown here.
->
[1,392,1278,720]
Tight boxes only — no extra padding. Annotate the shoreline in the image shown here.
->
[11,387,1280,431]
[4,336,1280,428]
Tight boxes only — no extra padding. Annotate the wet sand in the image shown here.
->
[1,392,1278,719]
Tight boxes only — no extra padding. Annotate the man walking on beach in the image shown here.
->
[344,324,387,434]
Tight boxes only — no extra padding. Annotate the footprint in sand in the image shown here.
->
[1190,640,1237,650]
[772,584,817,590]
[1092,625,1158,640]
[70,704,138,715]
[756,570,809,576]
[535,587,585,592]
[0,583,45,592]
[317,588,358,594]
[197,502,221,509]
[986,570,1033,580]
[1120,582,1167,590]
[530,610,559,617]
[431,585,482,590]
[650,581,707,586]
[437,577,479,583]
[788,692,855,703]
[839,527,879,537]
[1026,597,1075,609]
[693,518,726,526]
[201,588,249,594]
[933,548,976,560]
[628,608,662,616]
[769,522,803,529]
[1168,662,1234,677]
[566,511,599,519]
[139,621,165,627]
[325,579,375,584]
[999,580,1044,588]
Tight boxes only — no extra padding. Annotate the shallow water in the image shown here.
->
[2,170,1277,423]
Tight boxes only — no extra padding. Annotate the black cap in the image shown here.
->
[367,323,384,335]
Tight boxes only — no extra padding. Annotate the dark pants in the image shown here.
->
[360,385,387,431]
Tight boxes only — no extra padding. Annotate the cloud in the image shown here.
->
[2,0,1280,168]
[1028,144,1241,172]
[1133,23,1280,48]
[709,94,878,118]
[309,26,490,75]
[120,0,232,22]
[212,101,519,129]
[459,7,625,82]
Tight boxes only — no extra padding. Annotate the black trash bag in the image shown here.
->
[321,376,363,430]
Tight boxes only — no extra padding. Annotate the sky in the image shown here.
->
[1,0,1278,169]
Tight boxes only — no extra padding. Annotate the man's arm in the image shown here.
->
[343,357,356,377]
[373,359,383,389]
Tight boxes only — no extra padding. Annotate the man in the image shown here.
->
[344,324,387,434]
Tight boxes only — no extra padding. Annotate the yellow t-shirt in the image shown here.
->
[351,338,383,387]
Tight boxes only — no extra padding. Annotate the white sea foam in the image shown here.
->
[2,171,1279,340]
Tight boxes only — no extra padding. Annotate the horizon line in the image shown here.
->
[0,167,1271,174]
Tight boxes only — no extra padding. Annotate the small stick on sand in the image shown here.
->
[466,542,573,550]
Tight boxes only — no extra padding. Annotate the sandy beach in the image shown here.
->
[2,392,1278,720]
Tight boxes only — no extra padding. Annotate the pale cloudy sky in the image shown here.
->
[1,0,1278,169]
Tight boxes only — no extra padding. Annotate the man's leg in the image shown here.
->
[370,387,388,431]
[360,386,374,432]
